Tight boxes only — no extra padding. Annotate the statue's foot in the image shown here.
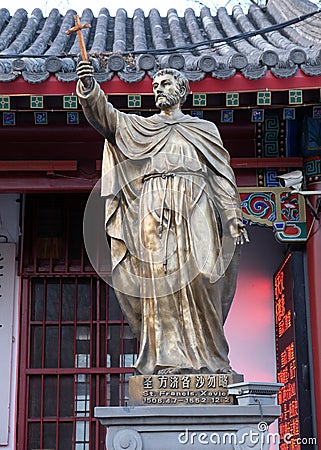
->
[215,367,244,379]
[154,366,199,374]
[156,367,182,375]
[216,367,235,374]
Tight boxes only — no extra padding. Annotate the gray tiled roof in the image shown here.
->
[0,0,321,83]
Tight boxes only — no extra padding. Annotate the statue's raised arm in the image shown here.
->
[76,60,118,139]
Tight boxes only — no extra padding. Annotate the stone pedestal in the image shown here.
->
[95,381,282,450]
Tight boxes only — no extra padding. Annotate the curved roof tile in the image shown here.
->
[0,0,321,83]
[0,8,28,52]
[23,8,60,56]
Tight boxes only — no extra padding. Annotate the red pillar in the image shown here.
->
[306,180,321,441]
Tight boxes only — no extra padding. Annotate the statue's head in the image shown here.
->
[152,69,190,110]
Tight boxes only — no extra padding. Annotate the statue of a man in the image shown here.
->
[77,61,248,375]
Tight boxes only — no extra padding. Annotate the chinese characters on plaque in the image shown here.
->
[129,374,243,406]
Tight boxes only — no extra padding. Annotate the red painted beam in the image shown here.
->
[0,174,99,192]
[0,160,78,171]
[230,157,303,169]
[1,70,321,95]
[0,157,303,193]
[95,157,303,171]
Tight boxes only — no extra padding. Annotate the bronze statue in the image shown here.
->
[77,61,248,375]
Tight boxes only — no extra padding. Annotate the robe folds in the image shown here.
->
[77,80,243,375]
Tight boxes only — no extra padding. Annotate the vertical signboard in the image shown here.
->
[0,243,16,445]
[274,251,314,449]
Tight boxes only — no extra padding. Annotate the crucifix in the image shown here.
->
[66,15,91,61]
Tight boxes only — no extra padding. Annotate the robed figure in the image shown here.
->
[77,63,248,375]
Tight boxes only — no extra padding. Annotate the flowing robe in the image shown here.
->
[77,80,243,374]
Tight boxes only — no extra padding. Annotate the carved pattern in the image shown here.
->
[55,72,78,82]
[212,67,236,80]
[240,188,306,242]
[184,70,206,82]
[230,53,247,70]
[198,55,217,73]
[265,169,279,187]
[137,54,156,71]
[108,55,125,72]
[118,70,145,84]
[289,49,306,64]
[304,157,321,178]
[241,192,276,222]
[301,64,321,77]
[168,54,185,70]
[45,56,63,73]
[12,59,26,71]
[94,71,114,83]
[271,65,298,79]
[22,71,50,84]
[260,50,278,67]
[280,193,300,222]
[263,115,279,157]
[264,141,278,156]
[113,429,143,450]
[0,73,19,82]
[241,65,267,80]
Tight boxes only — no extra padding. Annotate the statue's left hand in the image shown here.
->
[229,218,249,245]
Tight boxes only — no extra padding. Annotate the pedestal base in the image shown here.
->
[95,403,281,450]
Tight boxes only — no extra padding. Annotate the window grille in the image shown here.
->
[18,195,138,450]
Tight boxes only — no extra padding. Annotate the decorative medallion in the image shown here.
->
[192,93,206,107]
[221,109,233,123]
[3,112,15,125]
[34,112,48,125]
[257,91,271,105]
[30,95,44,109]
[252,109,264,123]
[63,95,78,109]
[312,106,321,119]
[127,95,141,108]
[67,112,79,124]
[288,90,303,105]
[283,108,295,120]
[226,93,239,107]
[0,96,10,110]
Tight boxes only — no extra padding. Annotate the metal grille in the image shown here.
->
[18,195,137,450]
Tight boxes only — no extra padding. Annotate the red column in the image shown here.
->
[306,180,321,441]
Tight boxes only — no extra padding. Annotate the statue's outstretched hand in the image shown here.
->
[229,218,249,245]
[76,60,94,91]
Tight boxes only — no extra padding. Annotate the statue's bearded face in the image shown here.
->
[152,74,181,110]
